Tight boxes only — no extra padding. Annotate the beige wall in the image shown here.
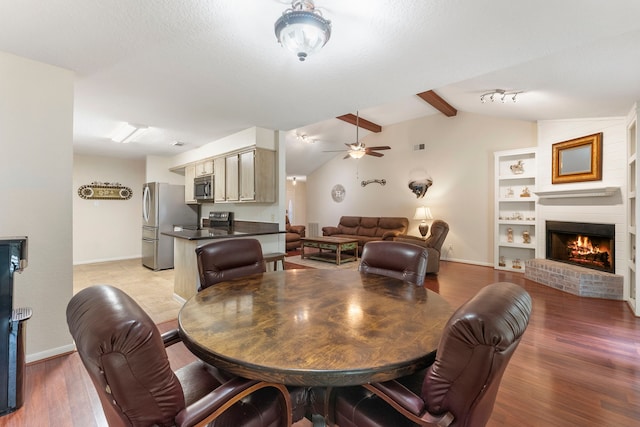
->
[0,51,75,361]
[73,154,146,264]
[306,111,537,266]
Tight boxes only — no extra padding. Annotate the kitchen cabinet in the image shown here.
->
[184,164,196,204]
[240,148,275,202]
[225,154,240,202]
[212,148,275,203]
[494,147,537,272]
[213,157,226,202]
[195,159,213,176]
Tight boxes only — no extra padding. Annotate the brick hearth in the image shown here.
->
[524,259,623,300]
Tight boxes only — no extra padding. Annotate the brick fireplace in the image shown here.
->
[545,220,615,273]
[525,219,623,300]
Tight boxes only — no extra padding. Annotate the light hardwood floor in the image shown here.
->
[0,258,638,426]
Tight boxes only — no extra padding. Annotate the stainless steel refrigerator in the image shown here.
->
[142,182,197,270]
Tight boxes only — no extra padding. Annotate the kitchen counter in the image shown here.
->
[162,220,284,241]
[163,221,284,300]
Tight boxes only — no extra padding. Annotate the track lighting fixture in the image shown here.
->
[480,89,521,104]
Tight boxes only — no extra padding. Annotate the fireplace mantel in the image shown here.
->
[534,186,619,199]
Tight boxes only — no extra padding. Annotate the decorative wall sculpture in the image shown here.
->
[78,182,133,200]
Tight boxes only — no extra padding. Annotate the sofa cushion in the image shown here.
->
[358,217,380,237]
[338,216,361,235]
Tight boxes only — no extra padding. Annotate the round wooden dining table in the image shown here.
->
[178,269,454,387]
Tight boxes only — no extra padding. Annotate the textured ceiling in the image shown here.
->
[1,1,639,176]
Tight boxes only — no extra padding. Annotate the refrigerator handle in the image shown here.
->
[143,185,150,223]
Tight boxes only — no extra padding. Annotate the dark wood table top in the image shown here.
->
[178,269,453,386]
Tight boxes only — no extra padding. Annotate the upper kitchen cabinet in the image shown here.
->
[240,148,275,202]
[225,154,240,202]
[184,164,196,204]
[195,159,213,176]
[213,157,226,202]
[213,148,275,203]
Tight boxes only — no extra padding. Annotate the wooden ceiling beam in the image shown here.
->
[417,90,457,117]
[336,114,382,133]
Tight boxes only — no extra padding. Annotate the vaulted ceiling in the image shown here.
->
[1,1,639,177]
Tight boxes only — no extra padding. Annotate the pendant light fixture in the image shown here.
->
[274,0,331,62]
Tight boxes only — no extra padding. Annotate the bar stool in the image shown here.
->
[263,252,286,271]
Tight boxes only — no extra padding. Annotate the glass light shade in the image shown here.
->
[275,9,331,61]
[348,149,366,159]
[110,123,148,143]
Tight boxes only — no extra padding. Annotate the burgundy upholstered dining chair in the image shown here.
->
[359,240,428,286]
[195,238,266,292]
[326,282,532,427]
[66,284,295,427]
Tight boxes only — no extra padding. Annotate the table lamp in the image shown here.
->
[413,206,433,237]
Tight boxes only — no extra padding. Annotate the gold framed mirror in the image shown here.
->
[552,132,602,184]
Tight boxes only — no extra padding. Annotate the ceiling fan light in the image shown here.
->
[275,1,331,61]
[348,150,366,159]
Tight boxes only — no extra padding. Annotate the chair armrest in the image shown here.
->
[175,378,292,427]
[364,382,454,427]
[289,225,305,235]
[382,230,405,240]
[161,329,182,347]
[322,226,339,236]
[394,235,426,245]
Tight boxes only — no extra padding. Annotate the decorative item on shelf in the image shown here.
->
[499,256,506,267]
[505,187,514,198]
[507,227,514,243]
[522,230,531,244]
[274,0,331,62]
[512,258,522,269]
[361,179,386,187]
[520,187,531,197]
[77,182,133,200]
[413,206,433,237]
[510,160,525,174]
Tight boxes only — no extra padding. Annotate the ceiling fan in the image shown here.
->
[325,111,390,159]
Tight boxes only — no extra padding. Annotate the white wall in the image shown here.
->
[307,112,537,266]
[536,118,627,276]
[0,51,75,361]
[73,154,145,264]
[146,155,185,184]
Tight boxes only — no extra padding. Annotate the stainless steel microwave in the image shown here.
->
[194,174,214,202]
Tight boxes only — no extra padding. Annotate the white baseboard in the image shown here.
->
[27,343,76,364]
[73,255,140,265]
[443,258,493,268]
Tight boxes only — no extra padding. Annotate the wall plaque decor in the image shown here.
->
[331,184,345,203]
[78,182,133,200]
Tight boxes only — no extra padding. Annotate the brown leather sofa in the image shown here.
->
[285,216,305,251]
[322,216,409,252]
[394,219,449,274]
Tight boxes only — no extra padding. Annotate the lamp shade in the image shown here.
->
[413,206,433,221]
[348,149,366,159]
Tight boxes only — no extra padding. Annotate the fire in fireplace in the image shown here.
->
[546,221,615,273]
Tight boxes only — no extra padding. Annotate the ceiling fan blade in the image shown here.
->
[343,154,351,159]
[323,150,349,152]
[365,146,391,151]
[366,151,384,157]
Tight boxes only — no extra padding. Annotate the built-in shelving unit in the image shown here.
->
[494,147,537,272]
[627,104,638,315]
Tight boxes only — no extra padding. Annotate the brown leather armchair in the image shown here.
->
[195,238,266,292]
[285,215,305,251]
[325,282,532,427]
[66,285,295,427]
[359,240,428,286]
[395,219,449,274]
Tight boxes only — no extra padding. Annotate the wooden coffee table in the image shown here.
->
[300,236,358,265]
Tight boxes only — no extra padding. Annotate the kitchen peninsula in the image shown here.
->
[163,220,284,300]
